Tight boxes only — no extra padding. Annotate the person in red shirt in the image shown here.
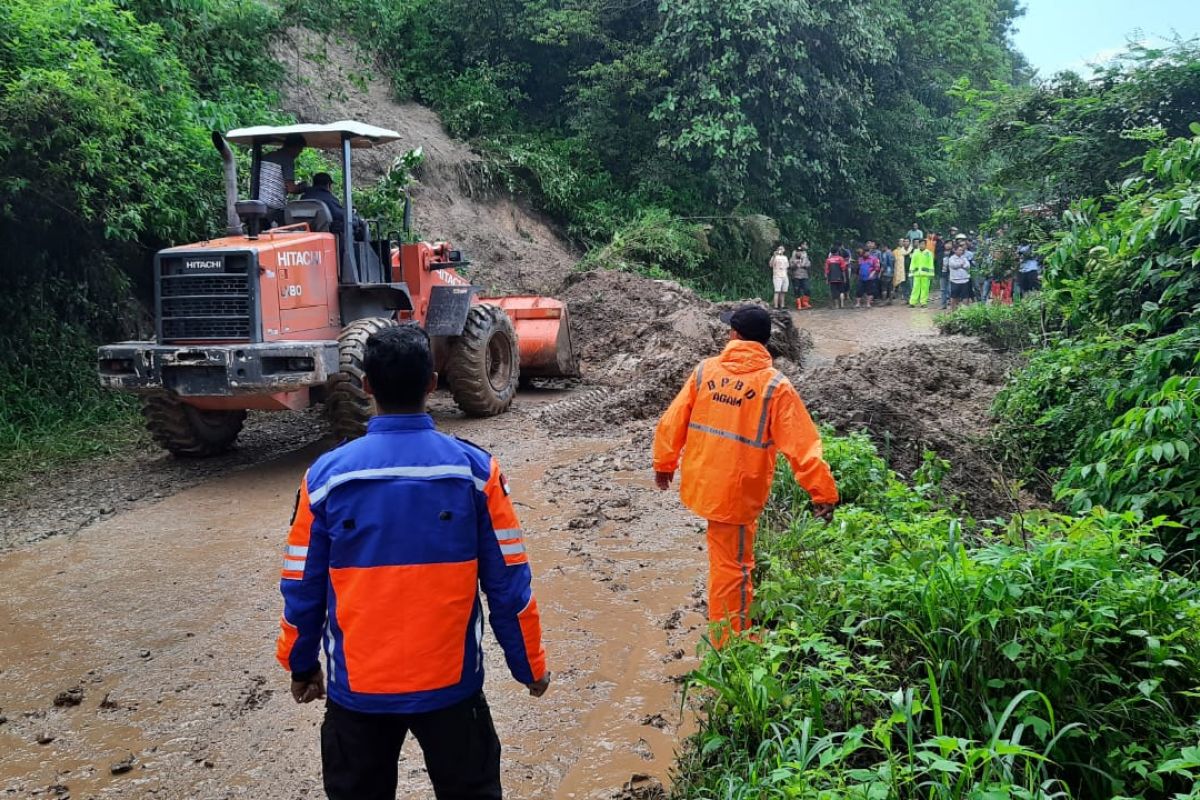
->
[825,247,849,309]
[854,247,880,309]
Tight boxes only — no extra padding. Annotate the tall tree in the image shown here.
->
[650,0,902,207]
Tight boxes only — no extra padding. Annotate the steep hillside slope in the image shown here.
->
[276,27,577,294]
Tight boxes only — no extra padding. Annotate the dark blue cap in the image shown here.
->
[719,306,771,344]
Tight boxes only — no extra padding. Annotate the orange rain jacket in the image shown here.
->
[654,340,838,524]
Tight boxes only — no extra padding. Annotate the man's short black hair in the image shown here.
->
[363,324,433,409]
[312,172,334,188]
[283,133,306,148]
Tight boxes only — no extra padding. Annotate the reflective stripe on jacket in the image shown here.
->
[276,414,546,714]
[910,249,935,277]
[653,340,838,524]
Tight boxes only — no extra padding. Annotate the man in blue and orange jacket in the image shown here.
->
[276,323,550,800]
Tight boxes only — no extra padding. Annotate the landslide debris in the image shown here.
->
[540,269,810,434]
[801,337,1019,518]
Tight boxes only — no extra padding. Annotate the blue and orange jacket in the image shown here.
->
[276,414,547,714]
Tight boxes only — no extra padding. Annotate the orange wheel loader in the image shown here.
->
[98,122,578,456]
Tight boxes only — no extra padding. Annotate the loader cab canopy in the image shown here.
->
[229,122,402,291]
[224,121,403,150]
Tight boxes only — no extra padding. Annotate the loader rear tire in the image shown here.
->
[326,316,398,440]
[142,396,245,457]
[446,304,519,417]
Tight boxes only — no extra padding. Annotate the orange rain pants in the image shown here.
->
[654,339,839,647]
[706,520,758,647]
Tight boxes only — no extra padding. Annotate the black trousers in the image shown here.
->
[321,692,502,800]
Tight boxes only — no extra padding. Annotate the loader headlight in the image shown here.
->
[99,358,136,375]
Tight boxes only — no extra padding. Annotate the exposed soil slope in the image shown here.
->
[276,27,577,294]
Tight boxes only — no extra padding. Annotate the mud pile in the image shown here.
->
[540,269,810,433]
[801,337,1018,518]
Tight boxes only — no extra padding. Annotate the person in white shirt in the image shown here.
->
[1017,245,1041,299]
[947,243,973,311]
[769,246,790,309]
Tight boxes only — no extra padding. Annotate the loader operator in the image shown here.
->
[276,324,550,800]
[300,172,346,234]
[653,306,839,647]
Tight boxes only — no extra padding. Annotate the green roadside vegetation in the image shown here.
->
[936,42,1200,534]
[673,42,1200,800]
[939,127,1200,536]
[676,434,1200,799]
[0,0,288,480]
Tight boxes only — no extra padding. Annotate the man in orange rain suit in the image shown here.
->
[653,306,838,646]
[277,324,549,800]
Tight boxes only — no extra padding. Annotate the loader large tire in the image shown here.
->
[326,316,398,440]
[446,304,519,417]
[142,395,245,457]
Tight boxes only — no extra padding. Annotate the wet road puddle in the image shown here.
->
[797,304,936,367]
[435,433,705,799]
[1,425,707,799]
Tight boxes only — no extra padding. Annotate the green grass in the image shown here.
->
[0,344,144,488]
[0,400,143,488]
[671,432,1200,800]
[934,296,1057,351]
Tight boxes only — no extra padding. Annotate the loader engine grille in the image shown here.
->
[157,252,257,343]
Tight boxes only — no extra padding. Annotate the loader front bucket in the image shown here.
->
[483,295,580,379]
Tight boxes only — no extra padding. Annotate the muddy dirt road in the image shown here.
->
[0,304,937,800]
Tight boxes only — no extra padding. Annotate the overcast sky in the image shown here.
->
[1012,0,1200,76]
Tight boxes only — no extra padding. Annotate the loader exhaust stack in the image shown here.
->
[211,131,242,237]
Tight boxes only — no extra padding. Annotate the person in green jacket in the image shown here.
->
[908,239,935,307]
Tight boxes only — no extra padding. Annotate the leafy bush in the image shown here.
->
[992,320,1200,539]
[950,43,1200,211]
[1047,128,1200,336]
[418,65,525,139]
[353,148,425,234]
[1061,332,1200,535]
[675,434,1200,800]
[577,208,707,281]
[0,279,142,484]
[763,429,894,527]
[990,337,1128,490]
[0,0,284,469]
[119,0,284,101]
[984,131,1200,532]
[936,296,1057,351]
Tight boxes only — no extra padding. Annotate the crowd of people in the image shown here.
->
[771,224,1041,312]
